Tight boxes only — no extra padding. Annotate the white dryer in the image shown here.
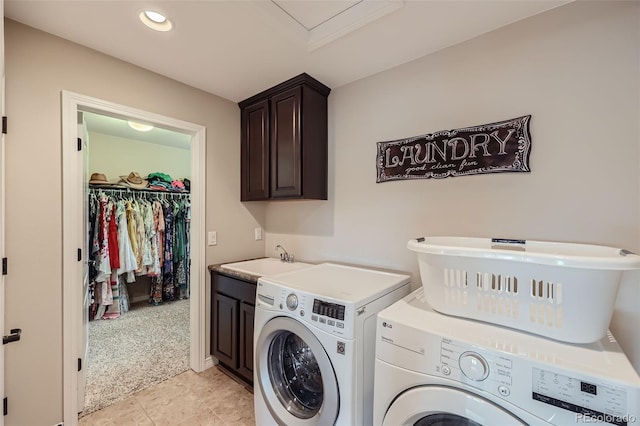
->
[254,263,410,426]
[374,288,640,426]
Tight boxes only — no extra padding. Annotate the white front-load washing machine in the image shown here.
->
[374,288,640,426]
[254,263,410,426]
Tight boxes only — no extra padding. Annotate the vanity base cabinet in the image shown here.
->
[210,271,256,386]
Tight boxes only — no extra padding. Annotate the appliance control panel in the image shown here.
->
[439,338,513,389]
[532,367,629,425]
[435,338,634,425]
[264,286,352,339]
[312,299,346,321]
[309,298,348,336]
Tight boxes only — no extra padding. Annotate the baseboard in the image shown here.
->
[204,355,216,370]
[131,295,149,303]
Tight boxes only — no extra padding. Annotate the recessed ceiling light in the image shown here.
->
[139,10,173,32]
[128,121,154,132]
[145,11,166,23]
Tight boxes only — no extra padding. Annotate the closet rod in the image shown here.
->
[89,186,190,199]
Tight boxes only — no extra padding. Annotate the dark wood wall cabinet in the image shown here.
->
[210,271,256,385]
[239,73,331,201]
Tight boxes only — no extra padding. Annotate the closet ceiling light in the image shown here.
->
[139,10,173,32]
[128,121,154,132]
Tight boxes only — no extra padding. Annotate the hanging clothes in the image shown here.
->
[126,200,138,265]
[88,187,191,318]
[94,196,112,283]
[161,200,176,302]
[174,200,189,299]
[141,199,155,274]
[108,203,120,270]
[116,200,138,283]
[132,200,146,275]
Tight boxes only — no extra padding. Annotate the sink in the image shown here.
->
[221,257,313,277]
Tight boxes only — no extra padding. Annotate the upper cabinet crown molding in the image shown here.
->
[239,73,331,202]
[238,73,331,109]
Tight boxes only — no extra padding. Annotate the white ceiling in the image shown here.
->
[5,0,572,104]
[83,112,191,149]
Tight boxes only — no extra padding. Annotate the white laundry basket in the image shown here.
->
[408,237,640,343]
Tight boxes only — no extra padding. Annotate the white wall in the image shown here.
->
[88,131,192,182]
[265,1,640,370]
[4,19,265,425]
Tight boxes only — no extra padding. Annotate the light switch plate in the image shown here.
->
[208,231,217,246]
[254,227,263,241]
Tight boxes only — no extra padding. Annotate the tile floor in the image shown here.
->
[79,366,255,425]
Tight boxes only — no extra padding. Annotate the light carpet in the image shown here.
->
[80,299,190,417]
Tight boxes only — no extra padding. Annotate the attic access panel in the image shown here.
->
[274,1,361,30]
[254,0,403,51]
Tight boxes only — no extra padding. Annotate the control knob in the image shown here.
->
[286,293,298,311]
[459,351,489,381]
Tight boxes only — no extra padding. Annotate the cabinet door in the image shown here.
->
[241,99,270,201]
[238,302,255,384]
[212,292,239,368]
[270,86,302,198]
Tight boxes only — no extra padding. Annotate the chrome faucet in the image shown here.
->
[275,245,294,263]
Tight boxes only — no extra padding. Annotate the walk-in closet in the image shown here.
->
[79,112,193,416]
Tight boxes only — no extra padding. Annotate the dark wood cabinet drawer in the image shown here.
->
[215,273,256,302]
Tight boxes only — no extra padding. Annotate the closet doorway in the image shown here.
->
[61,91,207,425]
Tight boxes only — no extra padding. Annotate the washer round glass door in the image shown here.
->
[382,386,527,426]
[256,316,339,425]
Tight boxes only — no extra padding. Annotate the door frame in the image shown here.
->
[61,91,207,424]
[0,2,5,425]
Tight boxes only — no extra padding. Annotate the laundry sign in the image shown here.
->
[376,115,531,182]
